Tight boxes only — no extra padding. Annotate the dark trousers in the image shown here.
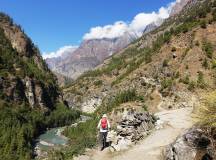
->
[100,132,108,148]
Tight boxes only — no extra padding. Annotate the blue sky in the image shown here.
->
[0,0,173,56]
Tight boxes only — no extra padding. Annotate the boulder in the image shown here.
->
[110,109,156,151]
[165,128,216,160]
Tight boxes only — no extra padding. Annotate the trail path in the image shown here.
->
[74,107,194,160]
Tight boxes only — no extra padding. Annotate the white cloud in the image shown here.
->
[43,45,78,59]
[44,0,182,58]
[83,0,179,40]
[84,21,129,40]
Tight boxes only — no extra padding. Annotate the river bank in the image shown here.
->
[34,115,92,159]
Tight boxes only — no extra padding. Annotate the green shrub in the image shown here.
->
[162,59,169,67]
[175,71,180,79]
[180,75,190,84]
[182,25,189,33]
[197,71,206,88]
[161,78,173,90]
[97,89,143,114]
[212,9,216,21]
[195,41,200,46]
[78,69,102,79]
[63,118,98,158]
[94,80,103,86]
[212,59,216,68]
[198,8,207,18]
[188,81,196,91]
[142,104,148,111]
[202,41,214,59]
[171,47,177,52]
[46,103,80,127]
[200,20,207,29]
[182,48,190,60]
[202,58,209,69]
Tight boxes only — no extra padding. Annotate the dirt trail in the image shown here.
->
[74,107,194,160]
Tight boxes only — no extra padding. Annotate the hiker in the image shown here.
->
[97,114,110,150]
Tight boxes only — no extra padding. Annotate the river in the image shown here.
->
[36,127,68,150]
[34,115,92,158]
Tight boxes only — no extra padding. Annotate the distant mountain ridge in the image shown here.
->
[46,31,137,80]
[46,0,191,82]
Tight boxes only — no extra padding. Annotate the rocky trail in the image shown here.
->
[75,107,194,160]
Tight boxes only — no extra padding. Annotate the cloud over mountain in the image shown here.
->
[43,0,183,59]
[43,45,78,59]
[83,0,179,40]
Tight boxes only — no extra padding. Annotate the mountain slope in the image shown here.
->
[0,13,80,160]
[46,32,137,80]
[46,0,192,83]
[0,13,60,111]
[59,0,216,159]
[64,0,214,112]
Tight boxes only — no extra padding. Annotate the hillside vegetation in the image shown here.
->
[59,0,216,159]
[0,13,80,160]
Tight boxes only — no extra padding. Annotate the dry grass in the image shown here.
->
[197,91,216,127]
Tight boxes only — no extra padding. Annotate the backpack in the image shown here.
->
[101,117,108,129]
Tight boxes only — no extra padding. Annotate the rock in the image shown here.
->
[172,52,177,59]
[112,69,119,76]
[71,123,78,127]
[81,97,102,113]
[109,109,156,152]
[140,76,156,86]
[155,119,164,130]
[165,128,215,160]
[35,84,44,108]
[184,129,211,149]
[24,78,35,108]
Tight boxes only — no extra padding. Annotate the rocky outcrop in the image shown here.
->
[46,32,137,80]
[25,78,35,107]
[165,128,216,160]
[108,109,156,151]
[81,97,102,113]
[0,13,61,111]
[64,88,107,113]
[0,13,48,71]
[0,75,59,111]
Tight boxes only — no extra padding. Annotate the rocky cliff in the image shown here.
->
[46,32,137,80]
[0,13,61,112]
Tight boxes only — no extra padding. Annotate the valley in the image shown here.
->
[1,0,216,160]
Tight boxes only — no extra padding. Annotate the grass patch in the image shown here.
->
[97,89,144,114]
[58,89,145,159]
[93,80,103,86]
[202,40,214,59]
[63,118,98,158]
[197,91,216,127]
